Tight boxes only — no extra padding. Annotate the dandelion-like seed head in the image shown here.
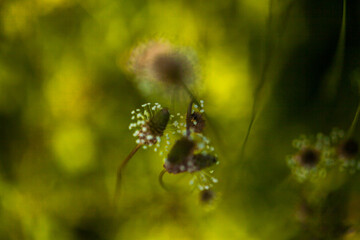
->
[129,103,170,149]
[151,52,193,85]
[129,41,172,76]
[129,40,194,87]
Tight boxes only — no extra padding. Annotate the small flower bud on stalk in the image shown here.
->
[163,138,218,174]
[160,101,218,191]
[115,104,170,200]
[164,137,196,173]
[186,100,205,135]
[189,112,206,133]
[192,153,218,170]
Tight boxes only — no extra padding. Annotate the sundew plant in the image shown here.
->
[2,0,360,239]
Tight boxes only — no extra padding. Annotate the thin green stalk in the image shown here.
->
[158,169,169,191]
[240,0,273,160]
[114,143,142,201]
[323,0,346,99]
[180,80,225,153]
[348,101,360,137]
[186,100,194,137]
[180,80,200,107]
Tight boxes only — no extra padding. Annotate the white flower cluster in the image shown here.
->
[287,129,360,182]
[162,100,219,190]
[129,102,164,150]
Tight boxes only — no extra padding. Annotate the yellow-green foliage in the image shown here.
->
[1,0,359,239]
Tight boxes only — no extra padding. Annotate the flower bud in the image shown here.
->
[148,108,170,136]
[189,111,205,133]
[129,103,170,148]
[164,137,195,174]
[167,137,195,164]
[192,153,217,171]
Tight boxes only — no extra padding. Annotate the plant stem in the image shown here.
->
[323,0,346,99]
[186,100,194,137]
[240,0,274,161]
[348,100,360,137]
[180,80,200,106]
[180,80,225,152]
[114,143,142,201]
[158,169,168,191]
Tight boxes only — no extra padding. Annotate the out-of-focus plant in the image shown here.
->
[117,41,219,203]
[128,40,198,100]
[287,98,360,239]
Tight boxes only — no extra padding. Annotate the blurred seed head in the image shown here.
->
[338,139,359,160]
[296,147,320,168]
[129,41,172,75]
[129,40,194,86]
[151,52,193,85]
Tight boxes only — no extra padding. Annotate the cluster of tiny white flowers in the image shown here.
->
[164,100,219,189]
[128,100,219,191]
[194,100,205,113]
[127,40,218,201]
[162,100,217,160]
[189,101,216,156]
[189,170,218,191]
[128,102,184,155]
[287,129,360,182]
[129,102,163,150]
[193,133,216,155]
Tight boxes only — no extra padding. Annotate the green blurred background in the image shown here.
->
[1,0,360,239]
